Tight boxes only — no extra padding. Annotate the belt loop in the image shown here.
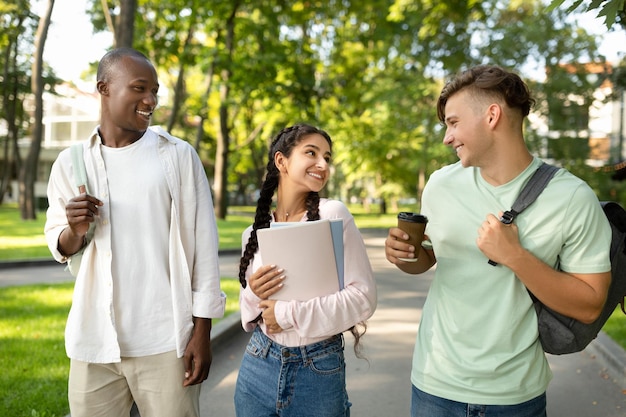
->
[299,345,308,364]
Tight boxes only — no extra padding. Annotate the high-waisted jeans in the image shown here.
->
[234,328,351,417]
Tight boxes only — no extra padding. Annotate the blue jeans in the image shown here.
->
[411,385,547,417]
[234,328,351,417]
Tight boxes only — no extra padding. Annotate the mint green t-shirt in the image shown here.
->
[414,157,611,405]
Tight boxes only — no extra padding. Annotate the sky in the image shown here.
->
[37,1,624,89]
[39,1,111,90]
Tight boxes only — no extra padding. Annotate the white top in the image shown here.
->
[101,135,175,356]
[239,199,377,347]
[45,126,226,363]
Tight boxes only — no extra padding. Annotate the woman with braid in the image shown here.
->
[234,123,377,417]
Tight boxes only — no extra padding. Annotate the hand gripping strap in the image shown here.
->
[488,163,560,266]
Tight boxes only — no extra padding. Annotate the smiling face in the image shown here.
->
[441,89,495,168]
[97,54,159,144]
[275,133,332,193]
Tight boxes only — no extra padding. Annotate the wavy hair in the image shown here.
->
[436,65,535,123]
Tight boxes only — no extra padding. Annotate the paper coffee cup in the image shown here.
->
[397,212,428,262]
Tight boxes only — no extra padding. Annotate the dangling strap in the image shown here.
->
[69,143,95,241]
[71,143,89,194]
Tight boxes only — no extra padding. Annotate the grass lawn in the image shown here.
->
[0,203,400,260]
[1,283,71,417]
[0,279,240,417]
[602,307,626,349]
[0,204,251,261]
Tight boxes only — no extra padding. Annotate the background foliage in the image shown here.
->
[1,0,625,218]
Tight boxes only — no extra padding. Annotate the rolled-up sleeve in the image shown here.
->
[44,149,76,263]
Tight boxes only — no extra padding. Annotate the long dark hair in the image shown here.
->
[238,123,331,286]
[238,123,368,357]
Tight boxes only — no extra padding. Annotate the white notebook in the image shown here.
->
[257,219,343,301]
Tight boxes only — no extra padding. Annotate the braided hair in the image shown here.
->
[238,123,329,286]
[238,123,368,358]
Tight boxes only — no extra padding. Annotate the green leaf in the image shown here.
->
[593,0,625,29]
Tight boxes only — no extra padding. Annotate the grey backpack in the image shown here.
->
[492,163,626,355]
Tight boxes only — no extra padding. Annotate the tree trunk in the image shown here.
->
[194,60,215,152]
[214,95,230,219]
[213,4,239,219]
[167,11,196,133]
[18,0,53,220]
[1,31,22,204]
[100,0,116,40]
[115,0,136,48]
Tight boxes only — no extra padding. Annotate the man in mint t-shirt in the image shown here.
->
[385,65,611,416]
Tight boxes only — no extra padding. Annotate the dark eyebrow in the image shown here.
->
[303,143,332,157]
[131,78,159,89]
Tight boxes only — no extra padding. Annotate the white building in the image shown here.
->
[13,83,99,203]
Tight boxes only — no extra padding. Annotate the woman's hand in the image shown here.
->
[249,264,285,300]
[258,299,283,334]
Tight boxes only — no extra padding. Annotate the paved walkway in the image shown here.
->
[2,229,626,416]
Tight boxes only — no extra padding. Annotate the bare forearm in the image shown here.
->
[192,317,212,339]
[506,249,610,323]
[396,246,436,275]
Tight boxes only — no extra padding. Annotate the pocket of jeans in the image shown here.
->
[245,332,268,358]
[308,351,344,375]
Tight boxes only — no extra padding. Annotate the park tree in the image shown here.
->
[320,0,484,212]
[165,0,608,214]
[93,0,137,48]
[69,0,618,217]
[0,0,34,205]
[17,0,54,219]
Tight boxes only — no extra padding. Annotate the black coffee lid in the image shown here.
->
[398,212,428,223]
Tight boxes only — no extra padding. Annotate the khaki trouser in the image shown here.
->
[69,350,200,417]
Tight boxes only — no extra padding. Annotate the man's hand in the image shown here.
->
[58,187,103,256]
[476,212,523,266]
[183,317,212,387]
[385,227,416,264]
[385,227,435,274]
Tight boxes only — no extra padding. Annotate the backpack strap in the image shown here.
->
[501,163,560,224]
[69,143,96,242]
[71,143,89,194]
[488,163,560,266]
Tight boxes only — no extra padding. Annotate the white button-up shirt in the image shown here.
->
[45,126,225,363]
